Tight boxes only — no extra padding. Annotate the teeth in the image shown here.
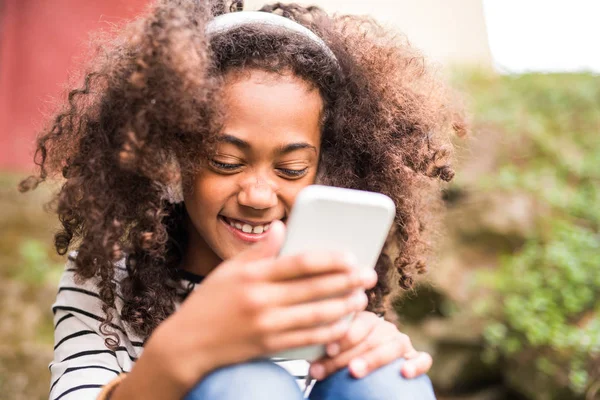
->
[242,224,253,233]
[226,218,273,234]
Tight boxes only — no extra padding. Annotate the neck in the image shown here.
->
[180,215,222,277]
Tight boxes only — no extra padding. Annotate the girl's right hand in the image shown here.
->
[149,220,377,393]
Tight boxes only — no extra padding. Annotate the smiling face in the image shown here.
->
[182,69,323,275]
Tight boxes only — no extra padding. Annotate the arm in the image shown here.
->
[49,260,215,400]
[49,263,135,400]
[50,304,203,400]
[110,221,375,399]
[108,319,214,400]
[59,222,374,399]
[50,307,125,400]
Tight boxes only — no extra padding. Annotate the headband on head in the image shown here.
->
[206,11,338,63]
[162,11,337,204]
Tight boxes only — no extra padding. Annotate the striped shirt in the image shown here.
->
[49,253,315,400]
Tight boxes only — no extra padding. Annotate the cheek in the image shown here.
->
[279,171,318,208]
[187,172,234,216]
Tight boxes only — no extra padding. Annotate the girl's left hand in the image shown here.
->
[308,311,432,381]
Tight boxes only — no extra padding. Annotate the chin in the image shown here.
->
[217,242,248,261]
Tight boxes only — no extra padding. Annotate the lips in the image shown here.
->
[222,217,272,234]
[219,216,283,243]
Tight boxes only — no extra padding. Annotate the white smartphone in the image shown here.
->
[270,185,396,361]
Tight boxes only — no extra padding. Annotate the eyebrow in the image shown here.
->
[276,142,318,155]
[218,134,250,150]
[218,134,317,155]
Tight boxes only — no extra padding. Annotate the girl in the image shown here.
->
[21,0,466,399]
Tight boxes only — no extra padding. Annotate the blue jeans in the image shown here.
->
[184,358,436,400]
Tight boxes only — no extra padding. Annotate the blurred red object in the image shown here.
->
[0,0,148,171]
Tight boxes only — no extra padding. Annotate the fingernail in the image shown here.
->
[359,269,377,285]
[350,358,367,378]
[326,343,340,357]
[310,363,325,380]
[351,291,367,309]
[403,363,416,378]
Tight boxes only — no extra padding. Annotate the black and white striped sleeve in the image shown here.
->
[49,261,135,400]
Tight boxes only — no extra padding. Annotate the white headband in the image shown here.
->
[206,11,338,63]
[163,11,336,204]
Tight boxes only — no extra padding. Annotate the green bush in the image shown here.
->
[457,72,600,397]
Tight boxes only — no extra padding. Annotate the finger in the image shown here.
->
[263,318,350,354]
[401,352,433,379]
[269,269,377,307]
[266,251,360,282]
[314,318,396,379]
[259,290,367,332]
[311,328,385,380]
[327,312,380,356]
[403,348,420,359]
[348,336,412,379]
[236,220,286,263]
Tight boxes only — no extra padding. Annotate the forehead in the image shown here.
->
[219,70,323,148]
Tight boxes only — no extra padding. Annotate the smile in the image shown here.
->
[219,216,279,243]
[223,217,271,234]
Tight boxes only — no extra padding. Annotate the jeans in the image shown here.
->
[184,358,436,400]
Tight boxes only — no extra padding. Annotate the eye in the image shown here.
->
[209,160,243,173]
[276,167,309,179]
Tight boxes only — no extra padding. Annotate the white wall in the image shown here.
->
[244,0,494,69]
[483,0,600,73]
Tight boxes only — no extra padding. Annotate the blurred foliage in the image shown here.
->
[0,173,62,400]
[454,71,600,398]
[0,173,63,285]
[14,239,64,285]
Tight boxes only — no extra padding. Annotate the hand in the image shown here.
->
[154,221,377,392]
[308,311,432,381]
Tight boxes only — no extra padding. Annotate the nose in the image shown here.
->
[237,176,278,210]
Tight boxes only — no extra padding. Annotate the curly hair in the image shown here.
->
[20,0,467,349]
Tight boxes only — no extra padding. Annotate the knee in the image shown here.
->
[184,360,304,400]
[376,358,435,399]
[310,358,436,400]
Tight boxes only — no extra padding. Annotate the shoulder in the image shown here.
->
[52,251,146,349]
[49,253,142,400]
[65,250,129,279]
[53,251,128,322]
[56,251,128,305]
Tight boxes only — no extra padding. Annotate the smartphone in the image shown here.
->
[270,185,396,361]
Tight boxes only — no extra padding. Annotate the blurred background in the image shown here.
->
[1,0,598,399]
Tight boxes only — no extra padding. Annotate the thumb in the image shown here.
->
[237,220,286,262]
